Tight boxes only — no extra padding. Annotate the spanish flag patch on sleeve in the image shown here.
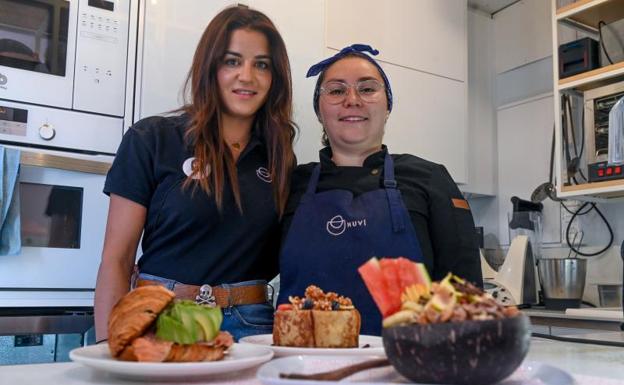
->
[451,198,470,210]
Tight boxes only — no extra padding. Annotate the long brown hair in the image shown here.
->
[181,5,296,216]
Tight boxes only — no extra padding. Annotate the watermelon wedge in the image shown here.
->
[358,257,431,318]
[396,257,431,292]
[357,257,400,317]
[379,259,403,315]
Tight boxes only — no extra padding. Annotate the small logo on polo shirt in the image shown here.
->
[256,167,272,183]
[182,157,210,179]
[326,215,367,236]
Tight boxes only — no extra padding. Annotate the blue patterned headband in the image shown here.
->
[306,44,393,115]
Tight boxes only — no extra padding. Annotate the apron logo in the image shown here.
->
[256,167,272,183]
[182,157,210,179]
[326,215,367,236]
[0,72,7,89]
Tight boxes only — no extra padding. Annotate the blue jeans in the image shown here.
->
[136,273,274,341]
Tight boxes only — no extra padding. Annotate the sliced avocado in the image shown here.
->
[192,306,221,341]
[156,313,195,344]
[155,301,223,344]
[198,305,223,341]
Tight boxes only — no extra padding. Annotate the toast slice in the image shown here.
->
[273,309,360,348]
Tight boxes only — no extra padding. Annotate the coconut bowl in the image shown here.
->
[382,314,531,385]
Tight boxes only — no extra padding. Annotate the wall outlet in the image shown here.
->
[561,200,582,245]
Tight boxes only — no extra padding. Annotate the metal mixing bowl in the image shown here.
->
[538,258,587,309]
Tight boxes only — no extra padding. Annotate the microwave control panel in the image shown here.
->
[73,0,130,117]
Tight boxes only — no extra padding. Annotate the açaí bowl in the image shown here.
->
[382,313,531,385]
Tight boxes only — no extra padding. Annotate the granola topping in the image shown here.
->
[383,273,519,328]
[288,285,354,311]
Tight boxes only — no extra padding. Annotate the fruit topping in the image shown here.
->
[358,257,432,318]
[286,285,354,311]
[383,273,520,328]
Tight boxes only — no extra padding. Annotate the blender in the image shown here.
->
[484,197,540,307]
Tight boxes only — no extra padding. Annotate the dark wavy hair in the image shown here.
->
[181,5,296,216]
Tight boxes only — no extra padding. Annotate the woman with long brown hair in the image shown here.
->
[94,5,296,342]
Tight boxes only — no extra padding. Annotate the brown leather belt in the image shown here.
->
[136,279,268,307]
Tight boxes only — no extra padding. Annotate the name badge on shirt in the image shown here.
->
[182,157,210,180]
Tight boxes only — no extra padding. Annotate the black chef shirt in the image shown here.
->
[104,114,279,285]
[282,146,482,285]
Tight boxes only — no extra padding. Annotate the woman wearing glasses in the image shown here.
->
[277,45,482,335]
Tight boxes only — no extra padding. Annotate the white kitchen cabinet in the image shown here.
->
[137,0,236,119]
[326,0,467,82]
[245,0,325,164]
[496,94,561,245]
[324,0,468,183]
[136,1,469,179]
[136,0,325,164]
[494,0,552,75]
[463,9,496,195]
[383,63,467,183]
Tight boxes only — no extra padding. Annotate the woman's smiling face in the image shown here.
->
[318,57,388,153]
[217,28,272,122]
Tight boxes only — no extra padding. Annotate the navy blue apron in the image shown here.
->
[278,153,424,335]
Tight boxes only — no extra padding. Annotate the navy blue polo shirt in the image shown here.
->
[104,114,279,285]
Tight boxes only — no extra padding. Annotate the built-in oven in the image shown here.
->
[0,147,110,364]
[0,0,131,117]
[0,150,110,295]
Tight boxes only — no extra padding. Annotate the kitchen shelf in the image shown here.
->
[558,61,624,91]
[552,0,624,201]
[556,0,624,28]
[559,178,624,200]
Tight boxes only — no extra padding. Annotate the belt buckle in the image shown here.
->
[196,284,217,307]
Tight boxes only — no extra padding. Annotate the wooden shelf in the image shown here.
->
[553,1,624,201]
[559,178,624,200]
[556,0,624,28]
[561,178,624,192]
[558,61,624,91]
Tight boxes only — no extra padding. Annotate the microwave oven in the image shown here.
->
[0,0,131,117]
[583,81,624,165]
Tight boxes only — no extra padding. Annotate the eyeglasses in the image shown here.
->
[319,79,385,104]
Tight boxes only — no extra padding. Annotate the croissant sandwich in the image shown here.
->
[107,285,233,362]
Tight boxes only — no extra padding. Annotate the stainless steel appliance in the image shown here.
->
[0,308,93,365]
[584,81,624,165]
[538,257,587,310]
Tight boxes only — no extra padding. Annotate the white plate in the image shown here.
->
[69,342,273,381]
[238,334,385,357]
[257,356,575,385]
